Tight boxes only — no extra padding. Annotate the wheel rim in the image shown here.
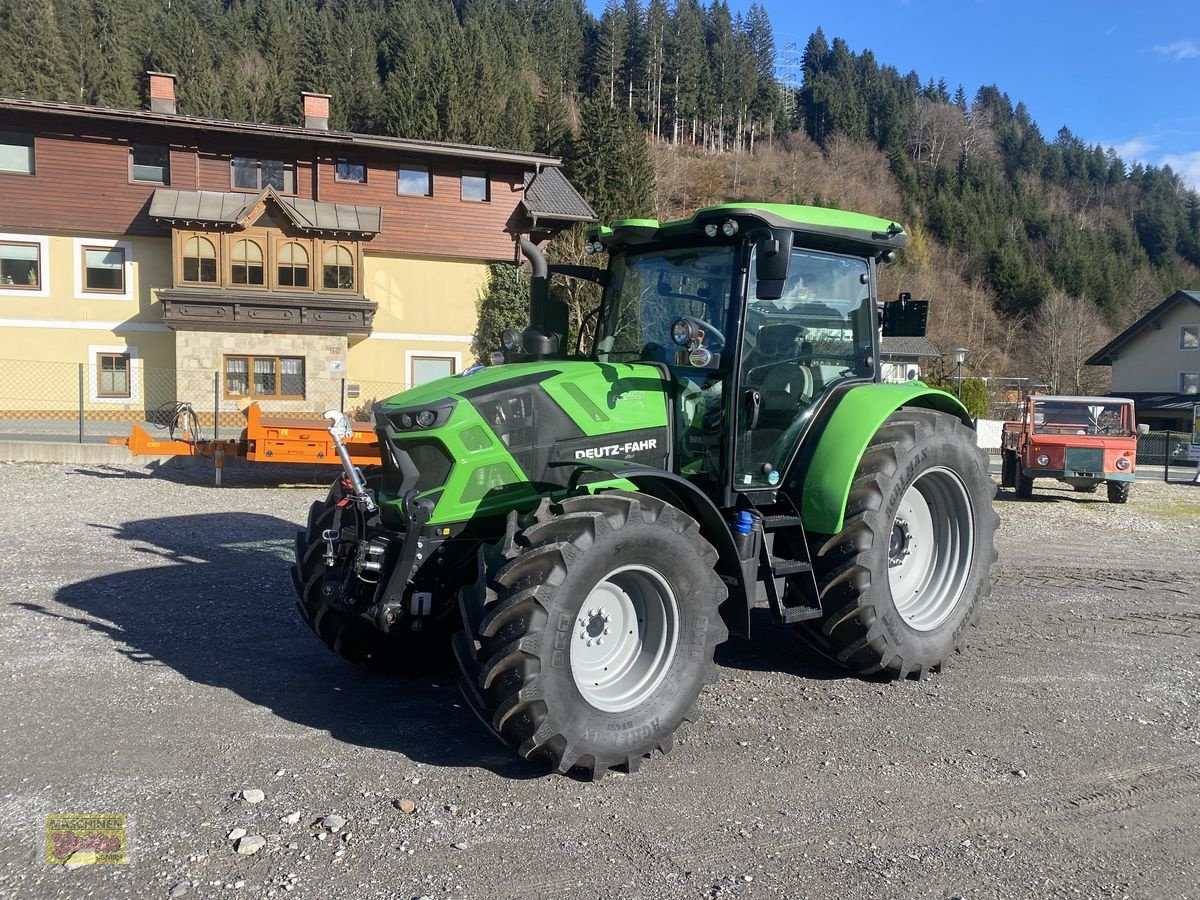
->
[569,564,680,713]
[887,466,975,631]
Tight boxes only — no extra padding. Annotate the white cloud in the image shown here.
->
[1158,151,1200,191]
[1153,40,1200,61]
[1106,136,1155,163]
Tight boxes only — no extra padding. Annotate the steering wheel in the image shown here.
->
[679,316,726,351]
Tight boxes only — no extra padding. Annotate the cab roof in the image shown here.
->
[589,203,908,254]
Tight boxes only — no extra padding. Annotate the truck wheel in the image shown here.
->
[453,490,727,778]
[796,409,998,679]
[1106,481,1131,504]
[1073,483,1099,493]
[1000,451,1016,488]
[1015,468,1034,499]
[292,478,455,672]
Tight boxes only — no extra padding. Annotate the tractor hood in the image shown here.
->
[373,360,671,525]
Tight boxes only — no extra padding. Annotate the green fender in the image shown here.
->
[800,383,971,535]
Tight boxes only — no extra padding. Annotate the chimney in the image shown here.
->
[147,71,177,115]
[302,92,331,131]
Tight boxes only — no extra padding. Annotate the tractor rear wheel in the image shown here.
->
[1107,481,1131,504]
[292,476,455,672]
[796,409,998,679]
[453,490,727,778]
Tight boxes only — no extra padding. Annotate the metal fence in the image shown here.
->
[0,358,411,444]
[1137,430,1199,475]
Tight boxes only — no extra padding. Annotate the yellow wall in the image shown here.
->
[0,231,174,412]
[352,253,488,392]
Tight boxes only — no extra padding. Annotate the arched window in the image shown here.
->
[182,236,217,283]
[323,244,355,291]
[231,239,265,286]
[277,242,309,288]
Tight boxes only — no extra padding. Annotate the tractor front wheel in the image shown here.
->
[797,409,998,679]
[453,490,727,778]
[1107,481,1131,504]
[1015,468,1034,499]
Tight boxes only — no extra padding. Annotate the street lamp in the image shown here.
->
[954,347,968,399]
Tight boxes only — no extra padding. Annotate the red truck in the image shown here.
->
[1001,395,1140,503]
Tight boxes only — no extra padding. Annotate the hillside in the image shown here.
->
[2,0,1198,389]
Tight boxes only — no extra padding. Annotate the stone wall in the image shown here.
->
[175,329,349,418]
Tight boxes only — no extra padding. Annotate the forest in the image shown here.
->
[3,0,1199,399]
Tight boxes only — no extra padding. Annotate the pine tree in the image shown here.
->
[0,0,71,101]
[473,263,530,365]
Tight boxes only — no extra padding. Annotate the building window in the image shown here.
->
[225,355,305,399]
[97,353,131,398]
[130,144,169,184]
[0,240,40,288]
[0,132,34,175]
[231,157,296,193]
[277,241,309,288]
[82,246,126,292]
[461,169,489,202]
[335,158,366,183]
[1182,372,1200,395]
[182,235,218,283]
[411,355,456,386]
[322,243,355,291]
[231,239,265,286]
[398,163,432,196]
[1183,325,1199,350]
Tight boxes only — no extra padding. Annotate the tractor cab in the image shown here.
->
[578,205,903,501]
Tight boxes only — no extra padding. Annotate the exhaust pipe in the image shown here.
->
[517,236,565,357]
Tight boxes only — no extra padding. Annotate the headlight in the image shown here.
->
[1116,457,1131,470]
[671,318,697,346]
[501,327,522,352]
[489,350,505,366]
[1036,453,1050,467]
[415,410,437,428]
[399,412,414,429]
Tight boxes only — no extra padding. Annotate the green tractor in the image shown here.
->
[293,203,999,778]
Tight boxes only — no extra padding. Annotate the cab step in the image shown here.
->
[754,504,822,625]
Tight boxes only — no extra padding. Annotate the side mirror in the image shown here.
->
[754,229,794,300]
[1137,423,1150,435]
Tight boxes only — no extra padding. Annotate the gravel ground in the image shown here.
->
[0,458,1198,900]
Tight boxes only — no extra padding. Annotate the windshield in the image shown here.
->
[1033,401,1133,436]
[736,249,873,488]
[594,245,737,362]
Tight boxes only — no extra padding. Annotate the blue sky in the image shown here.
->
[587,1,1200,189]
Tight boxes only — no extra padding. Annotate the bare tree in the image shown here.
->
[1024,290,1112,395]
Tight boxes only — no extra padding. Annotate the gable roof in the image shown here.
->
[1086,290,1200,365]
[149,187,382,236]
[522,168,596,224]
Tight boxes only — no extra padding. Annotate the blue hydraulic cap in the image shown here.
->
[734,510,754,535]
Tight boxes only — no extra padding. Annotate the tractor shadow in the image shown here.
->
[69,458,332,489]
[716,609,855,682]
[40,512,544,780]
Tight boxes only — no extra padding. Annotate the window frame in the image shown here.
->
[334,157,367,184]
[273,237,313,291]
[0,239,42,292]
[1182,371,1200,395]
[230,157,297,194]
[461,169,490,202]
[397,162,433,197]
[228,236,267,289]
[320,241,357,293]
[96,352,132,398]
[178,232,220,286]
[1182,325,1200,351]
[406,351,460,388]
[80,244,127,294]
[129,143,170,185]
[223,354,306,401]
[0,131,34,175]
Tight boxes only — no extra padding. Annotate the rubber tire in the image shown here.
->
[796,409,999,679]
[1015,468,1034,499]
[453,490,727,778]
[1107,481,1131,504]
[1000,451,1016,489]
[292,476,456,673]
[1073,483,1099,493]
